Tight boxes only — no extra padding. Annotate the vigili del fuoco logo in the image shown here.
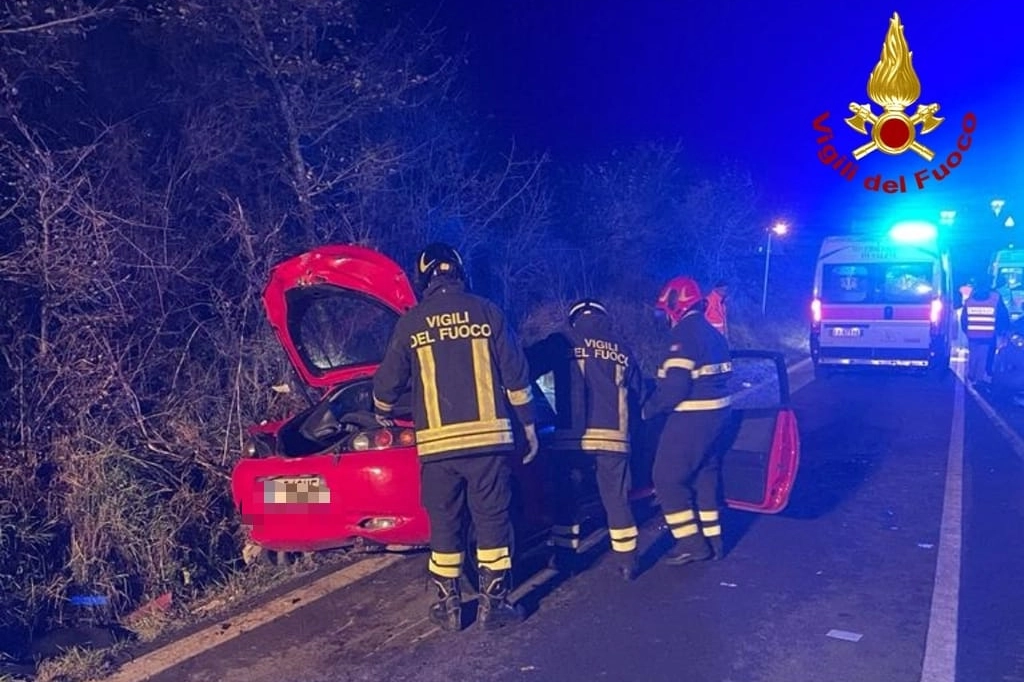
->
[812,12,976,193]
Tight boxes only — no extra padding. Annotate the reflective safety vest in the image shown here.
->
[964,292,1000,340]
[704,290,728,338]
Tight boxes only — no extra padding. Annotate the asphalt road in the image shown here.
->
[122,360,1024,682]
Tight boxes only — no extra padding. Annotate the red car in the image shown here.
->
[231,245,801,557]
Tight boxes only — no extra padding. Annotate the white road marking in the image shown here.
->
[919,368,966,682]
[98,554,405,682]
[963,380,1024,461]
[826,629,863,643]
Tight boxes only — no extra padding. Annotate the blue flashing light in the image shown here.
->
[888,221,938,244]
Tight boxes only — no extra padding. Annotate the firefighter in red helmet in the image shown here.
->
[643,276,733,565]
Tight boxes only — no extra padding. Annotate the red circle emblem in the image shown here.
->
[879,118,912,149]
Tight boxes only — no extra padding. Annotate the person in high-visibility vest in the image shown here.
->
[962,279,1010,385]
[704,281,729,339]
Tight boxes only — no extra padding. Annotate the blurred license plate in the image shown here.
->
[830,327,862,338]
[264,476,330,504]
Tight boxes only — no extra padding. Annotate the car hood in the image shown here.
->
[263,245,418,390]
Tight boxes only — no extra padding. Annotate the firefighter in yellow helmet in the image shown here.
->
[644,276,733,564]
[373,243,539,631]
[525,298,644,581]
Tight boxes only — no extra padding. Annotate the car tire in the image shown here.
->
[813,362,834,380]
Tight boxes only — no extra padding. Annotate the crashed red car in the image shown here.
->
[231,245,801,555]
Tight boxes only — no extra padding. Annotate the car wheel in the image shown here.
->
[813,362,834,380]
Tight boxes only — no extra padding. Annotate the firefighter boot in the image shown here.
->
[614,550,639,581]
[476,566,524,630]
[707,535,725,561]
[428,576,463,632]
[663,536,713,566]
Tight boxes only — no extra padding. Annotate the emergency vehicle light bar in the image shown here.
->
[888,221,937,244]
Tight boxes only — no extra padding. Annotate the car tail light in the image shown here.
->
[930,298,943,327]
[373,429,393,448]
[350,427,414,452]
[811,298,822,328]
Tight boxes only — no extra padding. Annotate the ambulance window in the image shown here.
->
[821,265,870,303]
[882,263,933,303]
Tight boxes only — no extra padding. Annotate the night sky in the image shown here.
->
[422,0,1024,242]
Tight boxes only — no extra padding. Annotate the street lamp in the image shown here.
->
[761,222,789,315]
[939,210,956,226]
[1006,216,1016,228]
[991,199,1006,217]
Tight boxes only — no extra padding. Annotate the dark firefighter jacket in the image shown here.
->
[372,278,536,461]
[645,309,732,417]
[961,290,1010,341]
[525,314,643,455]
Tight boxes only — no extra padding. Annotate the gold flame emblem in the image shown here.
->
[844,13,943,161]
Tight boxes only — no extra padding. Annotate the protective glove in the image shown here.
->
[522,423,540,464]
[374,413,396,428]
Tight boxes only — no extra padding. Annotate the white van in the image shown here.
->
[810,222,955,374]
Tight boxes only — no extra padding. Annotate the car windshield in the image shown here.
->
[285,285,398,377]
[996,267,1024,290]
[821,262,936,304]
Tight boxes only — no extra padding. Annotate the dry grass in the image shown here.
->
[33,647,111,682]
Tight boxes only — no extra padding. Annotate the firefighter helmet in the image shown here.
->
[568,298,608,325]
[415,242,465,292]
[655,276,704,325]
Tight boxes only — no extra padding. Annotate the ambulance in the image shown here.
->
[810,221,955,374]
[990,248,1024,322]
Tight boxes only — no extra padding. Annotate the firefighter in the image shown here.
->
[704,281,729,339]
[372,243,539,632]
[643,276,733,565]
[525,299,644,581]
[962,278,1010,385]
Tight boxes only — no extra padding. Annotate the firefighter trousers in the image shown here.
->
[652,408,730,546]
[420,454,514,580]
[549,452,639,554]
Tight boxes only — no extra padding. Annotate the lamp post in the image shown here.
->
[761,222,789,315]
